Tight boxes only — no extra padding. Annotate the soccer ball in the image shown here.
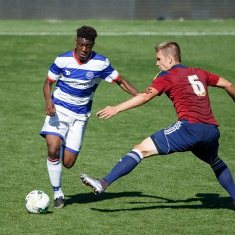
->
[25,190,50,214]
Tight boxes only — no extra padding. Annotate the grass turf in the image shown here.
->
[0,19,235,234]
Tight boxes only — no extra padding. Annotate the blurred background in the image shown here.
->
[0,0,234,20]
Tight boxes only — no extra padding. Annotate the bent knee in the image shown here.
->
[63,162,74,169]
[63,152,79,169]
[63,158,76,169]
[134,137,158,158]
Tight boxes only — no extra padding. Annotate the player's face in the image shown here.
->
[156,50,172,71]
[76,37,94,61]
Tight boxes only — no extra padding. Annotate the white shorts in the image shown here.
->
[40,111,89,154]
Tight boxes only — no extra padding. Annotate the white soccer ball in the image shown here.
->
[25,190,50,214]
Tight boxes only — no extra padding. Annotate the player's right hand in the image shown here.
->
[45,101,56,116]
[96,106,119,119]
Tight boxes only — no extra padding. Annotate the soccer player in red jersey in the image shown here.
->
[80,41,235,205]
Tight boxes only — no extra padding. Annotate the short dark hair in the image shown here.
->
[155,41,181,63]
[76,25,97,42]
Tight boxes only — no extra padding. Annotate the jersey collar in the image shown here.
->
[171,64,186,69]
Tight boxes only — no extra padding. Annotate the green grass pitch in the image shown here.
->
[0,19,235,234]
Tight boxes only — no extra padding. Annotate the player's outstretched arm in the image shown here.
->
[115,76,139,96]
[216,77,235,102]
[97,87,159,119]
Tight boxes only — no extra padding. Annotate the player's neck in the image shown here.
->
[74,49,92,65]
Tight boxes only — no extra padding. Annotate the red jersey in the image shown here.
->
[151,64,220,125]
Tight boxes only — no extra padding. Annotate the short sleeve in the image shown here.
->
[101,58,119,83]
[47,57,63,82]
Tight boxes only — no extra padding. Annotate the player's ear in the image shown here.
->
[169,55,173,64]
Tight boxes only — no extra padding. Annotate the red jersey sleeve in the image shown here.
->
[201,69,220,86]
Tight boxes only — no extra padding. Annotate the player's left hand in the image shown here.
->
[96,106,119,119]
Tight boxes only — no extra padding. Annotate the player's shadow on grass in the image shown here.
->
[65,192,234,211]
[65,191,153,204]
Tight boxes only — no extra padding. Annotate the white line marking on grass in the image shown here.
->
[101,32,235,36]
[0,31,235,36]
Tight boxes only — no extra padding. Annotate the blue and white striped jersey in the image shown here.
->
[48,50,120,120]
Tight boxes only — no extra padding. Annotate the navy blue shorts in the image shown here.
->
[150,120,220,164]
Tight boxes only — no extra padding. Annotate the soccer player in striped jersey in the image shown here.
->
[40,26,139,208]
[80,41,235,206]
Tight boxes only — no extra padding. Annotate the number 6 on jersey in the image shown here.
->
[188,75,206,96]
